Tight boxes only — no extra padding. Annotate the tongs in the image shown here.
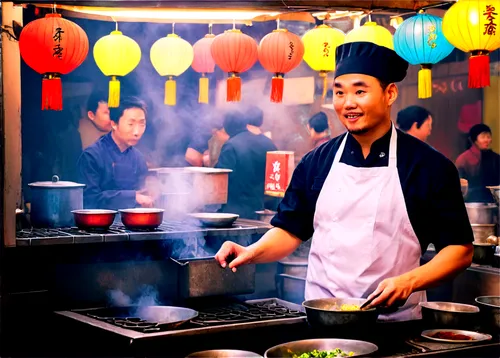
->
[360,291,403,314]
[360,292,381,311]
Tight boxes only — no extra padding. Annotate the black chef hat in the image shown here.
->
[469,123,492,142]
[335,42,409,83]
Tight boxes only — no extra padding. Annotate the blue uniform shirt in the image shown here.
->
[77,132,149,210]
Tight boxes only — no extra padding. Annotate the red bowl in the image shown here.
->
[119,208,164,230]
[72,209,117,230]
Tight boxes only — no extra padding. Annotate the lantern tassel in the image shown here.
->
[271,75,284,103]
[199,76,209,104]
[41,74,63,111]
[227,73,241,102]
[165,77,176,106]
[418,65,432,99]
[468,51,490,88]
[108,76,120,108]
[319,71,328,99]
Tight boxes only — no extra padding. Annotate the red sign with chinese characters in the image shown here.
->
[264,151,295,198]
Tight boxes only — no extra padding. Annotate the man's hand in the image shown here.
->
[365,275,414,309]
[136,192,154,208]
[214,241,254,272]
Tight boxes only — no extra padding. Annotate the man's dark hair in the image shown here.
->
[247,106,264,127]
[86,90,108,113]
[223,111,248,137]
[308,112,329,133]
[109,97,147,123]
[396,106,432,131]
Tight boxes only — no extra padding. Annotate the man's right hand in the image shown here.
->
[136,192,154,208]
[215,241,254,272]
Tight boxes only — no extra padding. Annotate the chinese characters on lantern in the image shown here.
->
[426,24,437,48]
[483,5,497,36]
[53,27,64,59]
[322,42,331,57]
[288,41,294,60]
[264,151,295,198]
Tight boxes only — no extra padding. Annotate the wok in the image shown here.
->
[87,305,198,330]
[302,298,378,328]
[72,209,117,230]
[187,212,239,227]
[119,208,164,230]
[265,338,378,358]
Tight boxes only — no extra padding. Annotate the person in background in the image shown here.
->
[78,97,154,210]
[79,90,112,150]
[456,124,500,203]
[204,120,230,167]
[307,112,331,148]
[246,106,273,139]
[396,106,433,143]
[215,111,278,219]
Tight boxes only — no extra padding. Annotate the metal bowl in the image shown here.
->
[187,350,263,358]
[119,208,164,230]
[420,302,480,329]
[302,298,378,328]
[487,186,500,206]
[187,213,239,228]
[265,338,378,358]
[475,296,500,331]
[71,209,117,230]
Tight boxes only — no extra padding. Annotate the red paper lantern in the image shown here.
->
[192,33,216,104]
[19,13,89,110]
[210,29,258,102]
[258,29,304,103]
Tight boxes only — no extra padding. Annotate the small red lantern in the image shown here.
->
[192,33,216,104]
[19,13,89,110]
[258,29,304,103]
[210,29,258,102]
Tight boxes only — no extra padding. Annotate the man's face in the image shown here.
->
[111,108,146,148]
[88,101,111,132]
[333,74,397,135]
[475,131,492,150]
[410,115,433,142]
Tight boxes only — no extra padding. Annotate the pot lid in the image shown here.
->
[28,175,85,188]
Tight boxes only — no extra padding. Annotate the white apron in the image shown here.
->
[305,125,426,321]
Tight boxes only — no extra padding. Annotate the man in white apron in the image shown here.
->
[215,41,473,322]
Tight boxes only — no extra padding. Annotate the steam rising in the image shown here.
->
[107,284,160,307]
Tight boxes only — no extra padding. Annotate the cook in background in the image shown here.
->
[204,119,229,167]
[79,90,111,150]
[307,111,331,148]
[246,105,273,139]
[215,41,473,321]
[78,97,154,210]
[215,111,278,219]
[396,105,433,143]
[456,124,500,203]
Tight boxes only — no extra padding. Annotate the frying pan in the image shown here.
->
[187,212,239,227]
[87,305,198,330]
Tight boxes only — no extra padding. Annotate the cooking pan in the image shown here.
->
[187,350,263,358]
[187,212,239,228]
[87,305,198,330]
[72,209,117,230]
[265,338,378,357]
[302,298,379,328]
[119,208,164,230]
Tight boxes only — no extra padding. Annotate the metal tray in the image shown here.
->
[421,329,492,343]
[172,256,256,298]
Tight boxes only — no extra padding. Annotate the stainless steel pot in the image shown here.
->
[275,274,306,305]
[473,243,496,265]
[265,338,378,358]
[277,257,308,278]
[466,203,499,224]
[419,302,480,330]
[28,175,85,228]
[475,296,500,332]
[471,224,497,243]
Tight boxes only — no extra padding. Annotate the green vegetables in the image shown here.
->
[292,349,355,358]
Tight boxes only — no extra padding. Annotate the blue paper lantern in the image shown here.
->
[394,12,454,99]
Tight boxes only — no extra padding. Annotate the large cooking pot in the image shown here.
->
[471,224,497,243]
[28,175,85,228]
[465,203,498,224]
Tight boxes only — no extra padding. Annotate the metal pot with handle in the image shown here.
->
[28,175,85,228]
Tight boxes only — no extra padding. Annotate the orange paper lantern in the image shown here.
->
[210,29,258,102]
[19,13,89,110]
[258,29,304,103]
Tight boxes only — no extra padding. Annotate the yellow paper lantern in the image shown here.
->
[345,21,394,50]
[150,34,194,106]
[302,24,345,98]
[443,0,500,88]
[93,31,141,108]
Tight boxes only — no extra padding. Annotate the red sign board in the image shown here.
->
[264,151,295,198]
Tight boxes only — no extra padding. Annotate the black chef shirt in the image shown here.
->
[271,127,473,253]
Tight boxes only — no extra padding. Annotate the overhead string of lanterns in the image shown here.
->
[18,2,500,110]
